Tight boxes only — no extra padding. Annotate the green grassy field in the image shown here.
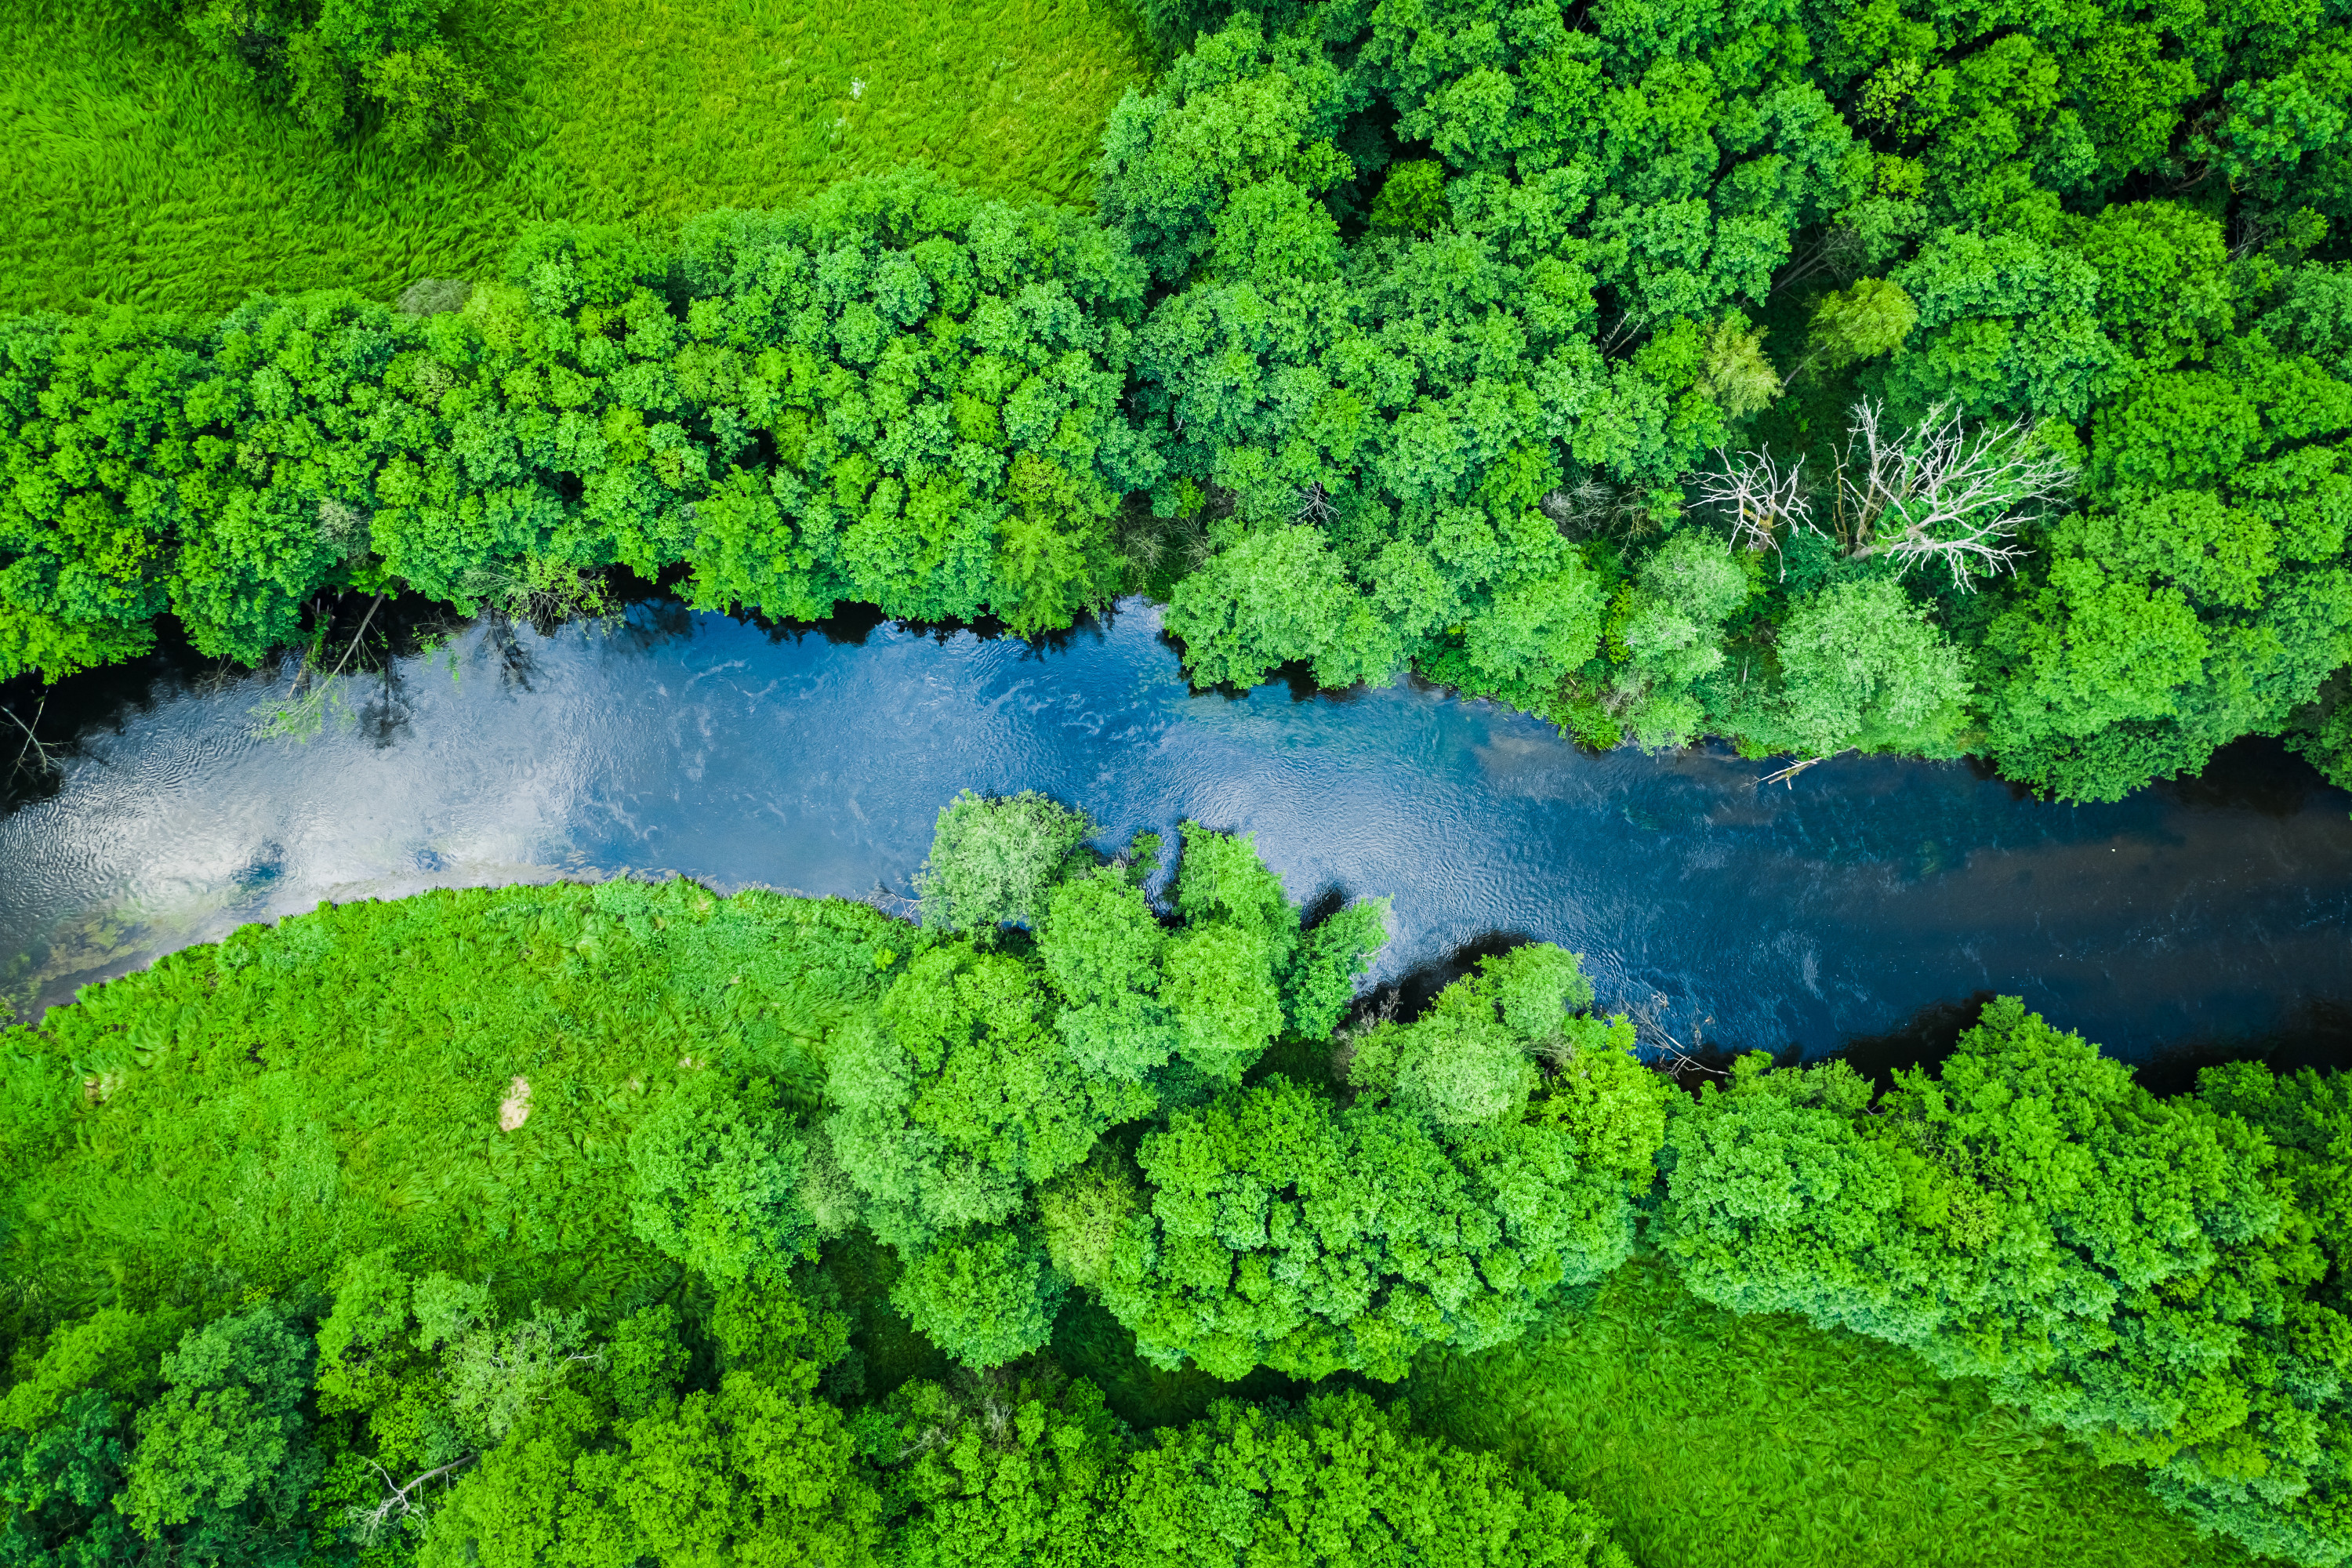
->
[0,0,1148,316]
[1404,1259,2254,1568]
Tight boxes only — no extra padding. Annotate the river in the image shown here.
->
[3,596,2348,1073]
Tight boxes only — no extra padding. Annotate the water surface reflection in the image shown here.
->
[3,598,2347,1062]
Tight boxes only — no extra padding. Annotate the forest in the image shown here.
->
[6,0,2352,801]
[0,789,2345,1566]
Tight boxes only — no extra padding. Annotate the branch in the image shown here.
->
[352,1454,477,1537]
[1756,749,1854,789]
[1693,447,1810,566]
[318,592,389,689]
[1835,401,2075,590]
[1626,992,1726,1079]
[4,696,53,778]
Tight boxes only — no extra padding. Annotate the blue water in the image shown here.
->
[4,597,2348,1062]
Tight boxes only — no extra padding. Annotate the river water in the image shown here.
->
[3,596,2348,1068]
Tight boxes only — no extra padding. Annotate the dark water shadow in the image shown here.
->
[2158,735,2332,819]
[1344,929,1539,1033]
[1818,990,2352,1099]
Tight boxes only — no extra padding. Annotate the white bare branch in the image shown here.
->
[1693,447,1811,559]
[1755,749,1855,789]
[1831,401,2076,590]
[1542,477,1656,539]
[349,1454,477,1541]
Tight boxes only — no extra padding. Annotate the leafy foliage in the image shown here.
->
[1101,948,1660,1381]
[1654,998,2337,1566]
[627,1070,818,1282]
[13,0,2352,797]
[1119,1389,1628,1567]
[0,170,1152,678]
[917,791,1098,940]
[159,0,490,151]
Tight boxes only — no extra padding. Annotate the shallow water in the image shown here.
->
[4,597,2349,1064]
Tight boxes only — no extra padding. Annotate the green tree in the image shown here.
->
[626,1070,816,1282]
[1748,576,1973,757]
[865,1372,1126,1568]
[0,1307,190,1568]
[1119,1390,1628,1567]
[2063,202,2234,372]
[916,791,1097,940]
[122,1305,323,1552]
[1807,278,1919,372]
[1370,159,1450,235]
[888,1225,1067,1370]
[1103,951,1658,1381]
[1655,998,2329,1567]
[1610,532,1753,748]
[825,945,1153,1246]
[1038,871,1176,1080]
[1460,560,1610,717]
[1164,527,1400,691]
[1883,230,2118,423]
[420,1279,879,1568]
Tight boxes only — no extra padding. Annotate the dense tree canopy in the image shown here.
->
[0,172,1149,684]
[1654,998,2352,1566]
[0,796,1658,1567]
[1101,946,1666,1381]
[13,0,2352,1542]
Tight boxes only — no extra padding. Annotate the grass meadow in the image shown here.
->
[1405,1259,2256,1568]
[0,0,1148,315]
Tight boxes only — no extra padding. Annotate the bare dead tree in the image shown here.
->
[349,1454,477,1541]
[1693,446,1811,564]
[1293,481,1336,526]
[1828,401,2076,590]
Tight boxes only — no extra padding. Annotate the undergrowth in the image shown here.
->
[0,879,899,1319]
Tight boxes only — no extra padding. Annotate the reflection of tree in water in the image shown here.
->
[481,615,537,691]
[724,593,1127,659]
[356,655,413,749]
[602,597,696,660]
[248,565,630,739]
